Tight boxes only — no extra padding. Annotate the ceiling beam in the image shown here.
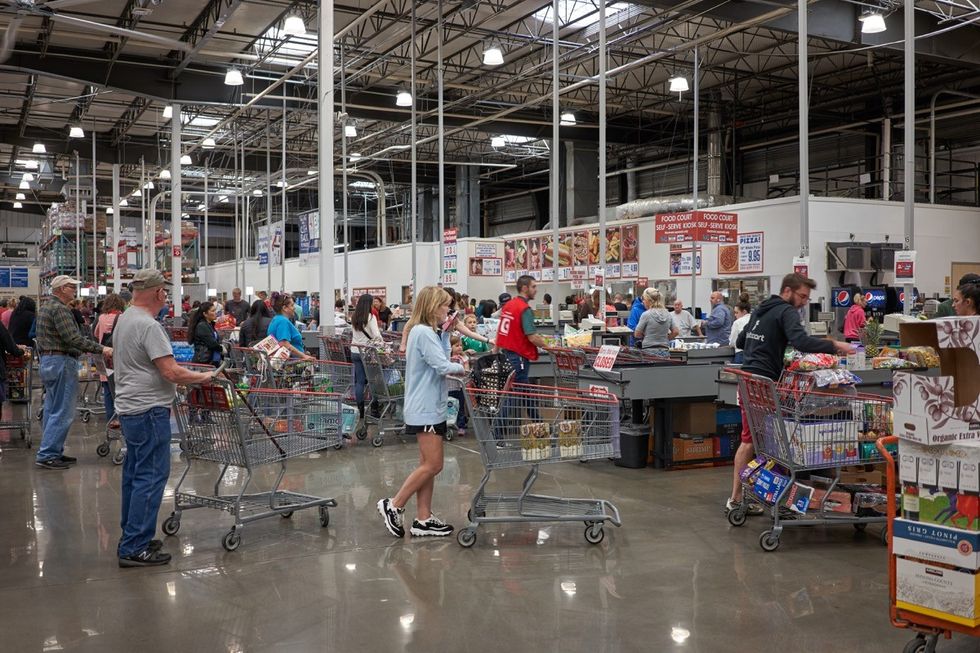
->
[169,0,246,78]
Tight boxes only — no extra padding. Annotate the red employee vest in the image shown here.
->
[497,297,538,361]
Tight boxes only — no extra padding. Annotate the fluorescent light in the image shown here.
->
[69,126,85,138]
[197,203,207,210]
[180,154,192,165]
[162,105,173,119]
[283,14,306,36]
[12,201,22,209]
[218,195,228,203]
[491,136,505,148]
[350,152,362,161]
[119,198,128,207]
[307,169,317,175]
[344,124,357,138]
[276,180,287,188]
[560,112,576,125]
[131,189,142,197]
[32,143,46,154]
[18,180,29,190]
[201,137,216,149]
[207,288,218,297]
[23,160,38,170]
[144,180,155,190]
[15,193,25,200]
[106,207,113,215]
[224,68,244,86]
[22,172,34,182]
[395,90,412,107]
[181,212,189,218]
[159,169,172,180]
[669,76,689,93]
[860,12,886,34]
[483,43,504,66]
[252,189,263,196]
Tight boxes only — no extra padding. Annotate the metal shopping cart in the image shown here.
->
[730,369,894,552]
[318,334,351,363]
[359,347,406,447]
[88,355,126,465]
[163,380,341,551]
[546,347,588,391]
[77,352,106,423]
[3,348,34,447]
[457,379,623,548]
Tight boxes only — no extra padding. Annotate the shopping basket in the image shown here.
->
[730,368,894,552]
[164,379,341,551]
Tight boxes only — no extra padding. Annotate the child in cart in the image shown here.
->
[448,336,467,435]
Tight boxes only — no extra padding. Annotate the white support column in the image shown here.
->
[798,1,810,259]
[112,163,120,291]
[437,0,445,283]
[903,0,915,315]
[690,46,699,310]
[550,0,560,326]
[318,0,336,328]
[91,131,98,292]
[410,0,418,296]
[171,102,182,318]
[598,0,607,312]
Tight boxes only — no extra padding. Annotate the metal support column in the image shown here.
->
[318,0,336,328]
[112,163,120,291]
[598,0,607,311]
[550,0,560,326]
[281,92,287,294]
[341,43,350,303]
[798,1,810,259]
[267,109,272,297]
[74,152,80,283]
[171,103,182,318]
[91,130,98,291]
[903,0,915,315]
[234,126,240,289]
[690,46,698,310]
[437,0,445,284]
[410,0,418,295]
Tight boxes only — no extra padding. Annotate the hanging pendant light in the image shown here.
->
[68,126,85,138]
[283,14,306,36]
[159,169,172,180]
[32,143,46,154]
[860,12,886,34]
[162,105,173,120]
[201,137,216,149]
[180,154,192,165]
[224,67,244,86]
[483,43,504,66]
[669,75,689,93]
[395,90,412,107]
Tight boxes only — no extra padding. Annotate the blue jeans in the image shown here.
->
[37,355,80,462]
[497,351,538,441]
[118,406,172,557]
[101,379,115,419]
[351,352,367,412]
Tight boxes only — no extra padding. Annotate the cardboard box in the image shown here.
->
[899,439,980,492]
[786,419,862,467]
[840,470,884,485]
[893,518,980,570]
[672,436,714,462]
[673,402,717,435]
[894,318,980,445]
[752,467,792,505]
[896,557,980,627]
[903,487,980,532]
[716,408,741,426]
[810,487,852,513]
[714,431,738,458]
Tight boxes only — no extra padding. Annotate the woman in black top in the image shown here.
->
[8,296,36,347]
[0,320,25,420]
[187,301,222,366]
[238,300,273,347]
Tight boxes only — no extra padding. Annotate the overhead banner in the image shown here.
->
[258,225,270,266]
[655,210,738,244]
[271,222,284,266]
[298,211,320,260]
[442,228,458,285]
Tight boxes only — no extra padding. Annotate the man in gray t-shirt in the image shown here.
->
[113,269,215,568]
[671,299,701,337]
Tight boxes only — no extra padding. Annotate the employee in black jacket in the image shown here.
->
[726,273,854,514]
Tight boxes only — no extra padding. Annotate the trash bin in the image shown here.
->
[615,424,649,469]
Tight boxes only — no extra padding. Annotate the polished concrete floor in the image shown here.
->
[2,400,979,653]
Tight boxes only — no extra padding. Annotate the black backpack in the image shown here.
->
[100,314,119,347]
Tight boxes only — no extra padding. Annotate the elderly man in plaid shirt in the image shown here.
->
[35,275,112,470]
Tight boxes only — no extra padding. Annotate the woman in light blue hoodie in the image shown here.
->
[378,286,465,539]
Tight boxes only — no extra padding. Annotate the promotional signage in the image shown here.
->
[258,225,270,266]
[469,257,502,276]
[9,267,28,288]
[474,242,498,258]
[353,287,386,301]
[502,226,637,284]
[298,210,320,260]
[442,228,458,285]
[0,268,9,287]
[570,268,587,290]
[655,211,738,244]
[718,232,764,275]
[669,245,702,277]
[592,345,621,372]
[895,250,917,285]
[793,256,810,278]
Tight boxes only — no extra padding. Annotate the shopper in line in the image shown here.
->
[729,294,752,364]
[188,301,223,367]
[8,296,36,347]
[0,299,9,324]
[633,288,677,355]
[0,318,25,424]
[843,290,868,342]
[1,296,16,328]
[399,287,491,353]
[953,281,980,316]
[238,300,273,347]
[727,273,854,513]
[936,273,980,317]
[671,299,701,338]
[93,293,125,428]
[351,293,385,430]
[268,294,314,359]
[334,299,349,328]
[497,275,547,417]
[223,287,249,325]
[378,286,465,539]
[704,291,733,345]
[113,269,216,567]
[35,276,112,470]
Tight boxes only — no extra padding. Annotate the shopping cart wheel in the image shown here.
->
[457,528,477,548]
[112,450,125,466]
[727,508,747,527]
[333,441,344,450]
[903,634,936,653]
[96,442,110,458]
[36,408,42,421]
[222,529,242,552]
[319,506,330,527]
[584,524,605,545]
[759,530,780,552]
[356,425,367,440]
[372,435,384,447]
[881,528,889,547]
[280,511,294,519]
[162,514,180,536]
[445,427,455,442]
[81,410,92,423]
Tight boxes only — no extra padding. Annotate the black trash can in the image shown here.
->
[615,424,649,469]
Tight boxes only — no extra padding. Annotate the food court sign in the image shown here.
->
[654,211,738,244]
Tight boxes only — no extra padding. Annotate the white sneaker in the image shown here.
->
[410,514,454,537]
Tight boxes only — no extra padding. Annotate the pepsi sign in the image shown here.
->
[831,287,852,308]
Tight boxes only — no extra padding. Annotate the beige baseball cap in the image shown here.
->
[131,268,172,290]
[51,275,80,289]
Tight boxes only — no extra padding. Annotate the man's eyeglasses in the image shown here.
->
[792,290,811,303]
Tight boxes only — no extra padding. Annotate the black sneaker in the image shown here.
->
[118,549,172,568]
[60,455,77,465]
[377,498,405,538]
[35,458,71,470]
[149,539,163,552]
[410,515,454,537]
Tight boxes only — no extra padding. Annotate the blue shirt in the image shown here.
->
[268,314,304,353]
[705,303,733,345]
[404,326,464,426]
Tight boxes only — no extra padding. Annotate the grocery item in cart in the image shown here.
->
[902,346,940,368]
[520,422,552,461]
[557,420,583,457]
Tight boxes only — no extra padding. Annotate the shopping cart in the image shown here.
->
[546,347,587,391]
[88,355,125,465]
[318,334,351,363]
[359,347,406,447]
[2,348,34,447]
[77,353,106,423]
[729,369,894,552]
[163,379,341,551]
[457,380,622,548]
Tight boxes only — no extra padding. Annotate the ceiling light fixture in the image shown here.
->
[344,124,357,138]
[560,112,576,126]
[162,105,173,120]
[12,201,22,209]
[669,75,689,93]
[201,137,216,149]
[144,180,155,190]
[395,90,412,107]
[22,172,34,182]
[131,189,142,197]
[283,14,306,36]
[119,198,129,207]
[24,160,38,170]
[491,136,505,148]
[276,180,287,188]
[483,43,504,66]
[219,195,229,203]
[180,154,192,165]
[860,12,887,34]
[32,143,46,154]
[197,203,207,210]
[106,207,113,215]
[68,126,85,139]
[252,189,263,196]
[224,67,244,86]
[159,169,172,180]
[18,180,29,190]
[15,193,25,200]
[350,152,362,161]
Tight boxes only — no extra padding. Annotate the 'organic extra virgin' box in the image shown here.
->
[896,557,980,627]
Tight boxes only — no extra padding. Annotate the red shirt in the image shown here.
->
[496,297,538,361]
[843,304,867,340]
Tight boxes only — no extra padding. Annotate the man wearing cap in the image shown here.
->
[34,275,112,470]
[113,269,216,567]
[491,292,512,320]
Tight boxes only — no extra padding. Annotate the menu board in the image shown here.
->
[504,239,516,283]
[572,230,589,267]
[605,227,621,278]
[669,246,702,277]
[493,225,641,284]
[528,237,541,272]
[620,224,638,278]
[718,231,764,275]
[469,257,502,276]
[515,238,529,275]
[353,286,387,300]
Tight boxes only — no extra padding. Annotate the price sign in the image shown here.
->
[592,345,620,372]
[172,246,182,257]
[793,256,809,278]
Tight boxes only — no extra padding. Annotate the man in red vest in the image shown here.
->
[497,275,547,422]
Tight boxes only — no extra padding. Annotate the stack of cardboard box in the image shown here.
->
[892,316,980,627]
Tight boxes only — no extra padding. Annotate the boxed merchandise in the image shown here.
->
[673,402,716,435]
[892,317,980,445]
[786,419,861,467]
[902,486,980,532]
[896,557,980,627]
[893,518,980,569]
[784,482,814,513]
[557,420,583,458]
[672,435,714,462]
[840,468,884,485]
[899,438,980,491]
[851,489,889,516]
[520,422,552,461]
[752,467,792,505]
[713,431,738,458]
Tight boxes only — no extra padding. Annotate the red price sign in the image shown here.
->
[592,345,620,372]
[172,246,182,257]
